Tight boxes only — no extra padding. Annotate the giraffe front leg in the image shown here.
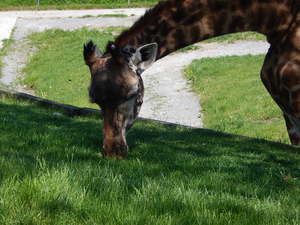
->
[283,114,300,145]
[260,46,300,146]
[279,60,300,145]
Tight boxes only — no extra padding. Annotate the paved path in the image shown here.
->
[0,8,147,47]
[141,41,270,127]
[0,9,270,127]
[0,16,139,90]
[0,17,17,48]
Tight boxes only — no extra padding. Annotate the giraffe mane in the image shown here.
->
[112,0,174,49]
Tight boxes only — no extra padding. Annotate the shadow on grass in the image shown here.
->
[1,101,300,199]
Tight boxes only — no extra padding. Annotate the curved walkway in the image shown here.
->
[141,41,269,127]
[0,9,270,127]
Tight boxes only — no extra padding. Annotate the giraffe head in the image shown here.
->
[83,41,157,158]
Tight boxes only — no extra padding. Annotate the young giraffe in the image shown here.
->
[84,0,300,158]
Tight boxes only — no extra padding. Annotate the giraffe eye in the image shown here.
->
[110,43,116,50]
[129,48,136,54]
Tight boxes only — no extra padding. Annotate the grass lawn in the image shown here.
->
[175,32,265,53]
[0,0,157,10]
[184,55,289,144]
[205,32,266,43]
[0,95,300,224]
[78,13,132,18]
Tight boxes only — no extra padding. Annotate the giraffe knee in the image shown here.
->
[288,130,300,145]
[284,114,300,145]
[291,101,300,113]
[280,61,300,89]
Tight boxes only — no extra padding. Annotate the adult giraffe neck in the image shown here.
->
[113,0,295,60]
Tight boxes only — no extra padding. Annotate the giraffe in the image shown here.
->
[84,0,300,158]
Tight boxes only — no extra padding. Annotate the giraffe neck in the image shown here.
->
[114,0,295,59]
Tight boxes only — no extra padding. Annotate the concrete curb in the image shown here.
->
[0,88,102,118]
[0,88,199,128]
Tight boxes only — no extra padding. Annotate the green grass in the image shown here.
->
[176,45,202,53]
[176,32,265,53]
[0,0,157,10]
[78,13,131,18]
[205,32,266,43]
[22,28,125,108]
[0,95,300,224]
[184,55,289,143]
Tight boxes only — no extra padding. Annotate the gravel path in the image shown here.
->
[0,11,270,127]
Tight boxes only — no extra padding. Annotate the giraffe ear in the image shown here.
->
[83,41,103,66]
[129,43,158,73]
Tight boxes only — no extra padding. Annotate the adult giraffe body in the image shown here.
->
[84,0,300,157]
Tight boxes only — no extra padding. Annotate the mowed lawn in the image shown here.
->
[0,96,300,224]
[185,55,290,144]
[0,0,157,10]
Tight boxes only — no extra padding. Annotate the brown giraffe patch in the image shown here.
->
[280,62,300,89]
